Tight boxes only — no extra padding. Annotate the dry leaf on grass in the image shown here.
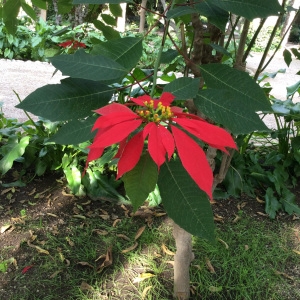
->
[205,257,215,273]
[135,226,146,241]
[141,286,152,299]
[77,262,94,268]
[92,229,109,236]
[80,281,93,291]
[96,246,113,272]
[1,224,12,233]
[49,270,62,278]
[121,242,138,253]
[116,234,131,241]
[162,243,175,256]
[133,273,155,283]
[112,219,121,227]
[256,197,265,204]
[292,249,300,255]
[218,238,229,249]
[274,270,293,280]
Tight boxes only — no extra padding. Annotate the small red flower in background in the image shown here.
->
[86,92,237,199]
[58,40,86,49]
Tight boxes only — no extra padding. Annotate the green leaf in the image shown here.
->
[50,50,128,83]
[200,64,271,111]
[16,78,114,121]
[286,80,300,97]
[101,13,117,26]
[58,0,73,14]
[2,0,21,35]
[93,20,120,40]
[0,136,30,175]
[283,49,292,67]
[64,166,85,196]
[160,49,179,64]
[91,37,143,70]
[163,77,200,100]
[31,0,47,9]
[122,153,158,212]
[73,0,132,3]
[265,187,282,219]
[158,159,215,241]
[49,117,97,145]
[291,48,300,60]
[281,188,300,215]
[20,1,37,20]
[195,89,269,134]
[109,3,122,17]
[207,0,284,20]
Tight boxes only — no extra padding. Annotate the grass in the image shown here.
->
[1,203,300,300]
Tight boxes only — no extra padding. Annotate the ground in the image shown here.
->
[0,166,299,300]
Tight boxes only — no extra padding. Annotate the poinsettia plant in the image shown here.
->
[86,92,237,200]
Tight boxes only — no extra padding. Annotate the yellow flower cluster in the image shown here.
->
[137,100,173,123]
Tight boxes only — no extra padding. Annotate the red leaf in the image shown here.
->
[171,125,213,199]
[58,40,73,48]
[92,119,142,148]
[130,95,151,106]
[117,131,145,179]
[86,146,104,164]
[144,123,166,169]
[157,125,175,160]
[159,92,176,106]
[92,111,138,131]
[22,265,34,274]
[174,118,237,152]
[94,103,134,115]
[114,138,127,159]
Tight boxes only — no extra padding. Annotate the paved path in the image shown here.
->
[1,48,300,125]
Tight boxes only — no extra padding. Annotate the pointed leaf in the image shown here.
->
[163,78,200,100]
[207,0,284,20]
[0,136,30,175]
[265,188,282,219]
[93,20,120,40]
[101,14,117,26]
[283,49,292,67]
[158,159,215,241]
[50,50,128,83]
[195,89,269,134]
[16,78,114,121]
[73,0,131,3]
[171,125,213,199]
[32,0,47,9]
[49,117,97,145]
[2,0,21,35]
[20,1,37,20]
[117,131,145,178]
[200,64,271,111]
[122,153,158,212]
[91,37,143,70]
[109,4,122,17]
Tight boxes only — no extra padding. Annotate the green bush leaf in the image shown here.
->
[0,136,30,175]
[73,0,132,3]
[50,50,127,83]
[200,64,271,111]
[49,117,97,145]
[101,13,117,26]
[283,49,292,67]
[2,0,21,35]
[163,77,200,100]
[265,187,282,219]
[93,20,120,40]
[109,4,122,17]
[16,78,114,121]
[158,159,215,242]
[31,0,47,9]
[281,188,300,215]
[58,0,73,14]
[122,153,158,212]
[207,0,284,20]
[20,1,37,20]
[91,37,143,70]
[195,89,269,134]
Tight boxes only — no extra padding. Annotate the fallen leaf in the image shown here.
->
[49,270,62,278]
[78,262,94,268]
[21,265,34,274]
[245,245,249,251]
[154,212,167,217]
[292,250,300,255]
[72,215,86,219]
[99,214,110,220]
[35,246,50,255]
[46,213,58,218]
[141,286,152,299]
[135,226,146,241]
[116,234,131,241]
[257,212,268,217]
[66,237,75,247]
[274,270,293,280]
[96,246,113,272]
[121,242,138,253]
[28,188,36,196]
[81,200,91,206]
[232,215,241,223]
[62,191,74,197]
[162,243,175,256]
[133,273,155,283]
[209,286,222,292]
[112,219,121,227]
[206,257,215,273]
[217,238,229,249]
[166,260,174,267]
[1,224,12,234]
[80,281,93,291]
[256,197,265,204]
[1,188,14,195]
[92,229,109,236]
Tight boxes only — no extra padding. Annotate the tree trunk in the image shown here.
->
[52,0,62,25]
[116,3,127,32]
[139,0,147,33]
[173,223,194,299]
[39,9,47,21]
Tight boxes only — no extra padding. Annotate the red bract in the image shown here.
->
[58,40,86,49]
[21,265,34,274]
[86,92,237,199]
